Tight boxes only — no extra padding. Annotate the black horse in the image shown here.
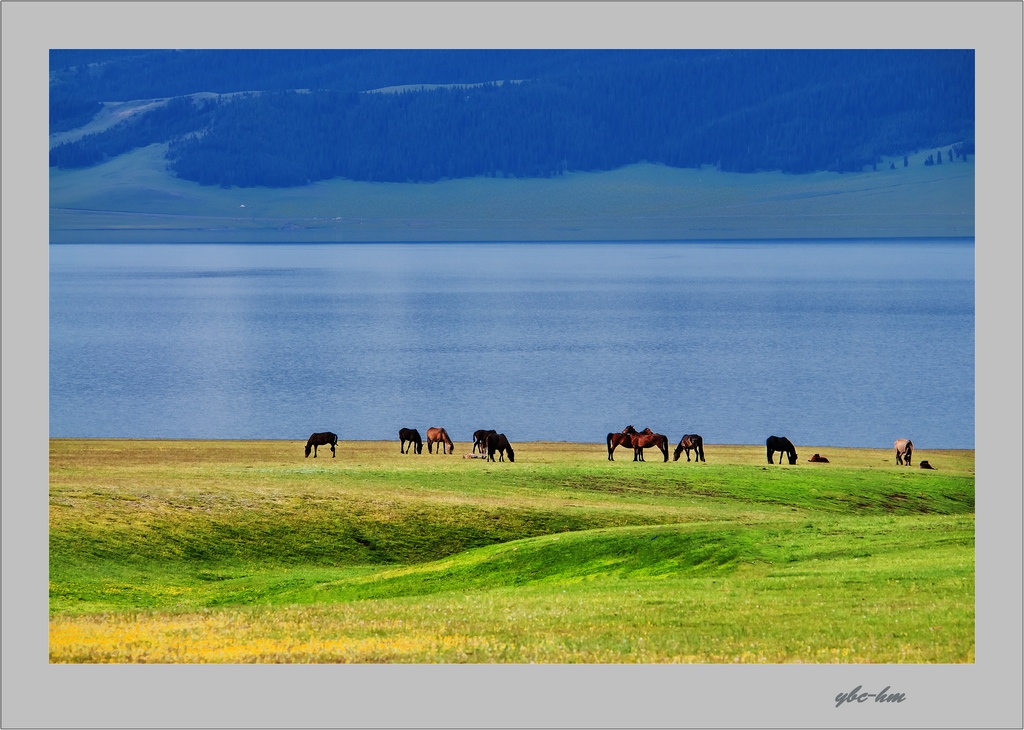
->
[473,429,497,454]
[766,435,797,465]
[305,431,338,458]
[399,428,423,454]
[673,434,706,463]
[486,432,515,462]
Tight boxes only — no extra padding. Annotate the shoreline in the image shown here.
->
[47,437,977,456]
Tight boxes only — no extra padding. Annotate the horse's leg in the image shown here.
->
[313,444,318,458]
[767,448,774,464]
[331,443,336,458]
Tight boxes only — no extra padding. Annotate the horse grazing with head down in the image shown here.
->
[399,428,422,454]
[305,431,338,458]
[673,434,706,463]
[766,435,798,465]
[486,432,515,462]
[426,427,455,455]
[473,429,497,454]
[606,425,636,461]
[626,426,670,462]
[894,439,913,466]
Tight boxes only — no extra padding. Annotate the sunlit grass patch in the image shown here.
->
[49,439,974,663]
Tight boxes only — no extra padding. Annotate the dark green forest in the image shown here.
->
[49,50,975,187]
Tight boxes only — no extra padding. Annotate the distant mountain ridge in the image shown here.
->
[49,50,975,188]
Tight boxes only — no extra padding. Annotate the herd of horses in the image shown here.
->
[396,427,515,462]
[306,429,920,467]
[606,426,704,463]
[398,426,456,455]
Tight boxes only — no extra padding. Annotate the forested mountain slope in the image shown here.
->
[50,50,974,188]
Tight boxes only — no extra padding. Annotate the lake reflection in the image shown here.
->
[49,241,974,448]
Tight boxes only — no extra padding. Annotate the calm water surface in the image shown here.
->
[50,242,974,448]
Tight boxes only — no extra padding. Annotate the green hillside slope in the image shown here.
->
[50,145,974,243]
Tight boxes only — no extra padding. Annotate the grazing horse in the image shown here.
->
[626,426,670,462]
[426,426,455,455]
[305,431,338,458]
[766,436,798,465]
[473,429,496,454]
[808,453,830,463]
[486,432,515,462]
[606,425,636,461]
[895,439,914,466]
[398,428,422,454]
[673,434,706,463]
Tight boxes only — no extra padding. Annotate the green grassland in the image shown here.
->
[49,144,975,243]
[49,439,975,663]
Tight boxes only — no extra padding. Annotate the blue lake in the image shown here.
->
[49,241,975,448]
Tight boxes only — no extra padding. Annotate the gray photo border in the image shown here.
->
[3,2,1021,728]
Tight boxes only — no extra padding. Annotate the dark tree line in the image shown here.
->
[50,49,975,187]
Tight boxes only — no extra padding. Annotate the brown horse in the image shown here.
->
[808,453,830,463]
[895,439,914,466]
[606,425,636,461]
[673,434,706,462]
[305,431,338,458]
[426,426,454,454]
[626,426,670,462]
[473,429,496,454]
[399,428,422,454]
[486,432,515,462]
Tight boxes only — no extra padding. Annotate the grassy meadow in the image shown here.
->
[49,438,975,663]
[49,143,974,243]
